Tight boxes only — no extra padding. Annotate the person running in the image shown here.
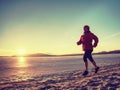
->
[77,25,99,76]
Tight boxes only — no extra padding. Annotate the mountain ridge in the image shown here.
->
[12,50,120,57]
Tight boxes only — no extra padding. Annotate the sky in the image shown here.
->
[0,0,120,56]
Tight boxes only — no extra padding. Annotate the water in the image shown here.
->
[0,54,120,83]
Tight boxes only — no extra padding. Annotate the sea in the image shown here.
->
[0,54,120,83]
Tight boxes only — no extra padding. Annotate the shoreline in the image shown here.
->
[0,64,120,90]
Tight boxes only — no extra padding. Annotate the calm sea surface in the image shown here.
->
[0,54,120,83]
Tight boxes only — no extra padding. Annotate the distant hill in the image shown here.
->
[12,53,54,57]
[26,53,55,57]
[59,50,120,56]
[12,50,120,57]
[95,50,120,54]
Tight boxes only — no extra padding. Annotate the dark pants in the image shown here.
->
[83,50,94,62]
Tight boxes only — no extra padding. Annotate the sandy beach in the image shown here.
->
[0,64,120,90]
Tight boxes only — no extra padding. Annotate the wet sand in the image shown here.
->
[0,64,120,90]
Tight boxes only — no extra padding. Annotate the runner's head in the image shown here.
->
[83,25,90,34]
[83,25,90,32]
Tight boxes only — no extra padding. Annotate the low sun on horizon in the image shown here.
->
[17,49,27,56]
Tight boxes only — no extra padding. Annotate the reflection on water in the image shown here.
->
[15,57,31,81]
[17,57,28,67]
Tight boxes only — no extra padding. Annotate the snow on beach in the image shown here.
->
[0,64,120,90]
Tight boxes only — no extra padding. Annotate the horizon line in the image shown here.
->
[0,49,120,57]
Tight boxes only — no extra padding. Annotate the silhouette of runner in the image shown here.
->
[77,25,99,76]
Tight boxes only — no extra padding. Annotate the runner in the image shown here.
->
[77,25,99,76]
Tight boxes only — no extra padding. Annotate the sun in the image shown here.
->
[17,49,27,56]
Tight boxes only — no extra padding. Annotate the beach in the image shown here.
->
[1,0,120,89]
[0,63,120,90]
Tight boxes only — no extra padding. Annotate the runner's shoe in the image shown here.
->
[82,70,88,76]
[95,67,99,73]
